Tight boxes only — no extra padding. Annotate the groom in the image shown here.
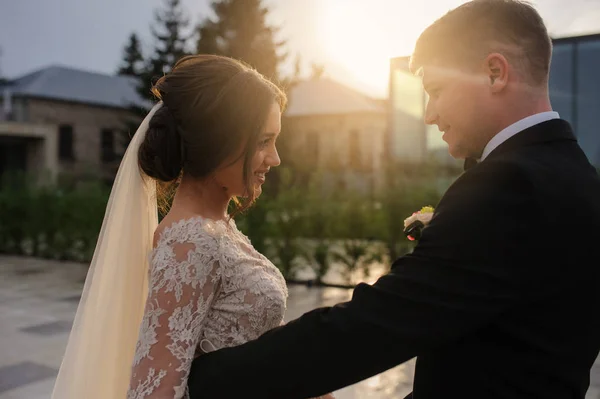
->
[189,1,600,398]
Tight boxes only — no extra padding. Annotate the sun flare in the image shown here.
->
[318,0,424,95]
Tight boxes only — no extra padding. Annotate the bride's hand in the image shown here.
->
[317,394,335,399]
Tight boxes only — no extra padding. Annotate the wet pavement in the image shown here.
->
[0,255,598,398]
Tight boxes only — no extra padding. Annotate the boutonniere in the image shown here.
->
[403,206,434,241]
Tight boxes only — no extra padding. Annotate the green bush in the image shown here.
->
[0,172,109,262]
[0,162,455,284]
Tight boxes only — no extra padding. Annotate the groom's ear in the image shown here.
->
[484,53,509,93]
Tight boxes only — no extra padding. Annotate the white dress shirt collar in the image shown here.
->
[480,111,560,161]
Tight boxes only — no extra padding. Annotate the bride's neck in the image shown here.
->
[169,174,231,221]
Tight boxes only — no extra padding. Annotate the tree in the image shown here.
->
[196,19,220,55]
[139,0,191,100]
[117,33,144,77]
[114,32,147,154]
[196,0,286,81]
[0,46,7,85]
[293,54,302,80]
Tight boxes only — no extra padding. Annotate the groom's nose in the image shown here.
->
[424,100,438,125]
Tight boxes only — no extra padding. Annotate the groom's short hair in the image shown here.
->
[410,0,552,87]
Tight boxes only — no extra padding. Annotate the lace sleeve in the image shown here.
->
[127,240,221,399]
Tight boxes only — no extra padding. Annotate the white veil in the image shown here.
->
[51,102,163,398]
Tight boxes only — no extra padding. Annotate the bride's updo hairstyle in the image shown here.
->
[138,54,286,214]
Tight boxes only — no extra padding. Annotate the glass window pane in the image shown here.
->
[575,39,600,166]
[423,92,446,151]
[549,43,574,123]
[389,58,425,162]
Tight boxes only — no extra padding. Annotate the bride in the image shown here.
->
[51,54,333,399]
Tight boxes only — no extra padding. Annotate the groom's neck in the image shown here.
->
[496,90,553,132]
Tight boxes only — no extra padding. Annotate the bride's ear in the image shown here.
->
[484,53,509,93]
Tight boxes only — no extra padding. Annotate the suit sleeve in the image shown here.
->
[188,161,538,399]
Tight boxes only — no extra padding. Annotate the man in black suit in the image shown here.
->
[188,1,600,398]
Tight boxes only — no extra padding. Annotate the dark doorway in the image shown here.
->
[0,136,28,181]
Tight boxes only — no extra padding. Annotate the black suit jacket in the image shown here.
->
[188,119,600,399]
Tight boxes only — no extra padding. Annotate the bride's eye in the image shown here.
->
[258,138,272,148]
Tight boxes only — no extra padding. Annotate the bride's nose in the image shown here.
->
[266,147,281,167]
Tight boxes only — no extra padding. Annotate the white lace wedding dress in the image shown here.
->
[126,216,288,399]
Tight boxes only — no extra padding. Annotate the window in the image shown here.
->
[575,39,600,166]
[306,131,319,167]
[548,43,575,124]
[349,129,361,170]
[101,128,116,163]
[58,125,74,161]
[389,57,427,162]
[0,137,27,181]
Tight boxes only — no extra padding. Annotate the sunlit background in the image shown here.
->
[1,1,600,398]
[2,0,600,97]
[278,0,600,97]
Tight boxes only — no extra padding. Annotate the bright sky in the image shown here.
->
[1,0,599,98]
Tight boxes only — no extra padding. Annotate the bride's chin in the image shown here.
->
[236,186,262,199]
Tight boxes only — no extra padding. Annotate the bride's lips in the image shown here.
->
[254,170,268,184]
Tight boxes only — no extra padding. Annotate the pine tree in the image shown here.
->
[196,19,220,55]
[196,0,286,81]
[117,33,145,77]
[139,0,191,100]
[0,46,6,85]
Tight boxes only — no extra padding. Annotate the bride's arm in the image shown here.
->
[128,241,221,399]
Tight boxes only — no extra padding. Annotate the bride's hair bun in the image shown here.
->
[138,104,183,182]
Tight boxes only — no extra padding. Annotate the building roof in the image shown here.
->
[2,66,385,116]
[285,78,386,117]
[3,65,150,109]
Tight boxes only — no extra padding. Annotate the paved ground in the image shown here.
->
[0,255,599,398]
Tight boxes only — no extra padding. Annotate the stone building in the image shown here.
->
[0,65,148,184]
